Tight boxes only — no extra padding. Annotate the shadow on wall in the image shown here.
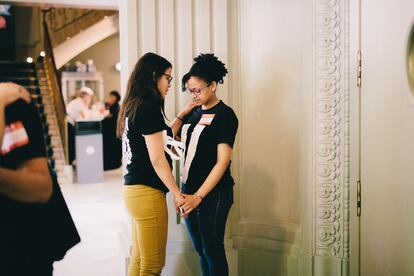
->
[233,60,301,274]
[237,165,299,276]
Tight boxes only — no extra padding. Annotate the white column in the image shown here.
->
[174,0,194,111]
[138,0,157,55]
[118,0,138,99]
[194,0,211,55]
[158,0,176,119]
[212,0,229,103]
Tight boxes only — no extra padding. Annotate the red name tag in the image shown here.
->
[1,121,29,155]
[198,114,215,126]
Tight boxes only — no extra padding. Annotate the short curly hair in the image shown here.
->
[181,53,228,91]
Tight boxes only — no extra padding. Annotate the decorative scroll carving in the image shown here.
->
[315,0,349,259]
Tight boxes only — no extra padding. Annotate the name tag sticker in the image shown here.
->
[198,114,215,126]
[1,121,29,155]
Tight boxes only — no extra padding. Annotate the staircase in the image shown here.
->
[0,60,66,178]
[0,8,119,183]
[35,58,68,182]
[43,8,118,69]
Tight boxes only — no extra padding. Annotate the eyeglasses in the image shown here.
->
[162,73,173,84]
[186,83,211,95]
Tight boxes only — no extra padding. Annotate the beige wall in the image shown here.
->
[229,0,312,274]
[70,33,120,101]
[358,0,414,275]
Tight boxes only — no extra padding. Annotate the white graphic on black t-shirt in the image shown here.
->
[122,117,132,165]
[179,101,238,192]
[181,123,206,184]
[163,130,185,160]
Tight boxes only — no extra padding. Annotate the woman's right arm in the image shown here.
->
[144,131,183,202]
[0,83,51,203]
[170,102,198,138]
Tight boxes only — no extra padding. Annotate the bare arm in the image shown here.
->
[170,102,198,138]
[170,116,184,140]
[0,157,52,203]
[180,143,233,215]
[144,131,183,201]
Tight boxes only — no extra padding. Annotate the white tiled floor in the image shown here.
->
[53,168,130,276]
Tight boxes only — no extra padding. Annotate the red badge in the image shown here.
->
[1,121,29,155]
[198,114,216,126]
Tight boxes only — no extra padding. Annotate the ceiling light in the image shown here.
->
[115,62,121,72]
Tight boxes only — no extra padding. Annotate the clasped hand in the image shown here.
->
[174,194,202,218]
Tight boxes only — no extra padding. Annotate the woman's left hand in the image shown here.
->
[178,102,198,118]
[179,194,202,217]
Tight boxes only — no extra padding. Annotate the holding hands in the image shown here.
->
[173,192,186,214]
[176,193,203,218]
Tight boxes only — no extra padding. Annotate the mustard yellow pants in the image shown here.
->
[124,185,168,276]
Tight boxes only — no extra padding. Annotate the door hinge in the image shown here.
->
[357,50,362,87]
[357,180,361,217]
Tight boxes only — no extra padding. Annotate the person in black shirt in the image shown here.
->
[116,53,195,275]
[105,90,121,118]
[0,82,54,275]
[176,54,238,276]
[103,90,122,170]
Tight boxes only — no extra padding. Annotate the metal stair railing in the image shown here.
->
[42,21,68,164]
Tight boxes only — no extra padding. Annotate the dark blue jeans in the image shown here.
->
[183,184,233,276]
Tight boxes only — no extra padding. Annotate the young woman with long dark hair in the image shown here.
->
[117,52,195,276]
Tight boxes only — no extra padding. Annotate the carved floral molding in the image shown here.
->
[315,0,349,259]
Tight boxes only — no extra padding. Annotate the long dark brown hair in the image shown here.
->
[117,52,172,138]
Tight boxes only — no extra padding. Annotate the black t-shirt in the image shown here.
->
[123,94,172,193]
[0,100,47,260]
[180,101,238,194]
[106,102,120,119]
